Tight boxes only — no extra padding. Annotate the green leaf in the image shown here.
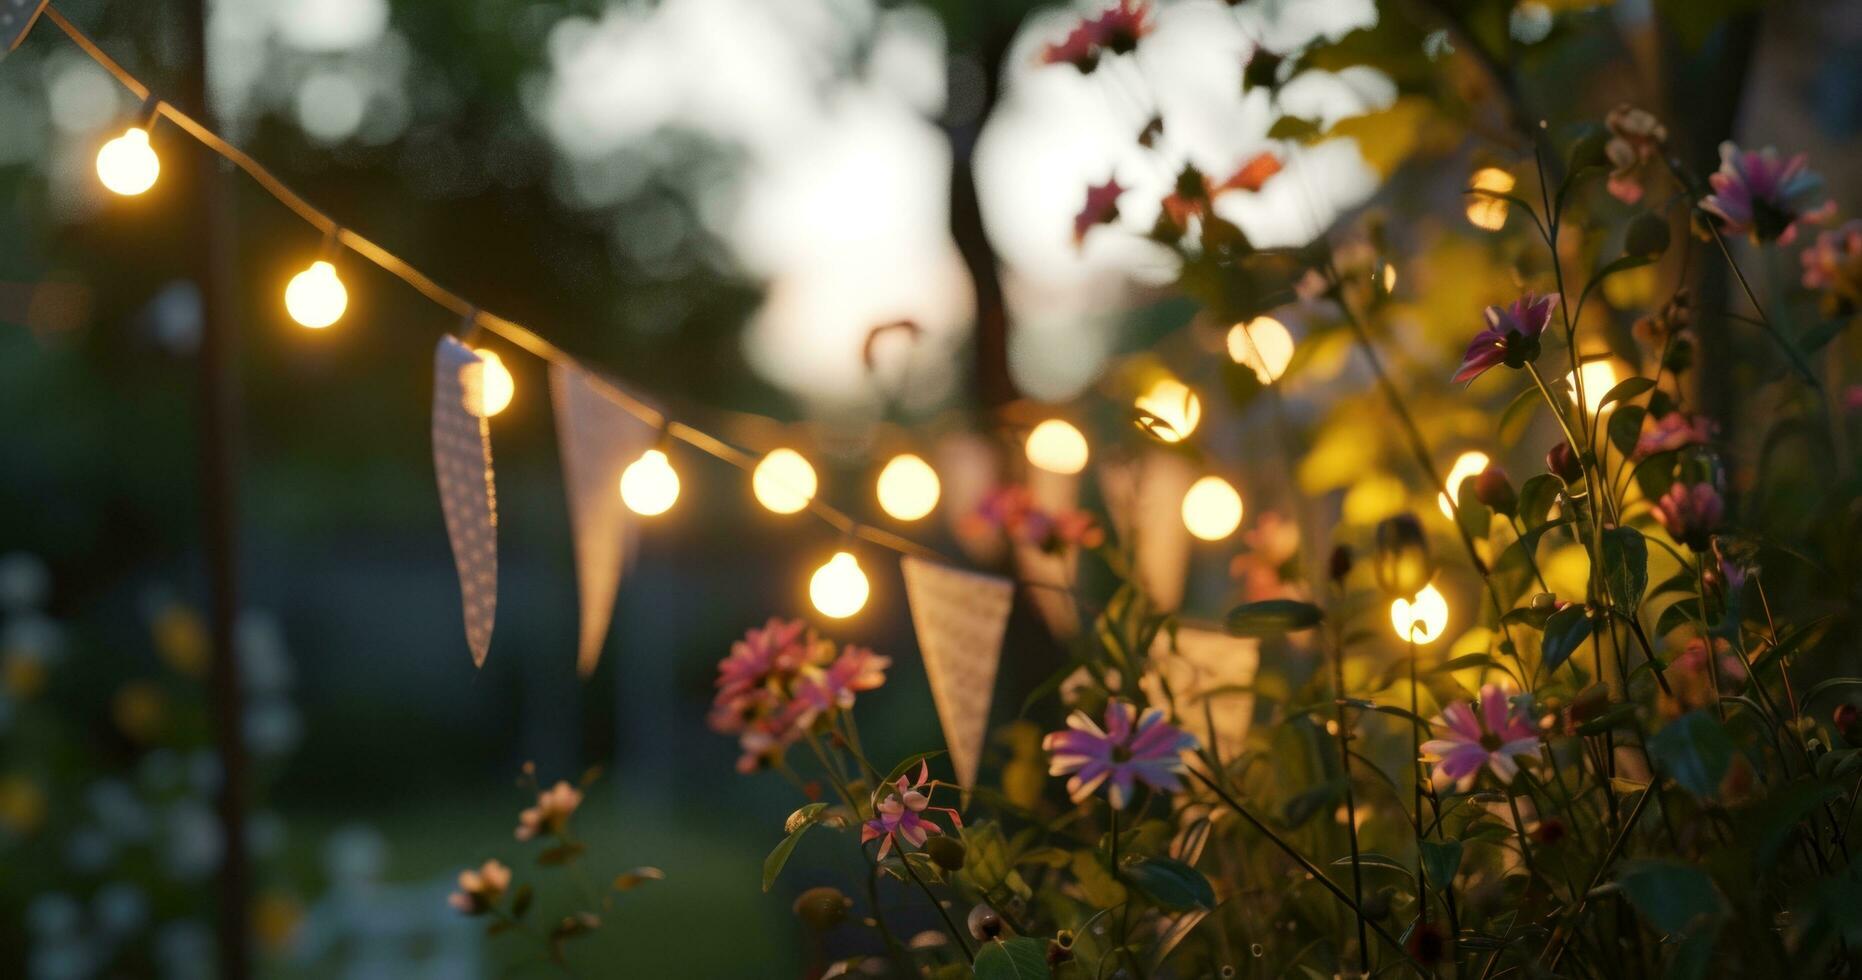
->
[1430,653,1497,676]
[1541,605,1593,674]
[1120,857,1216,911]
[1498,385,1542,447]
[1225,599,1324,637]
[1607,405,1647,458]
[1624,212,1671,259]
[1266,115,1323,141]
[510,884,534,919]
[882,751,946,790]
[1803,677,1862,709]
[763,803,830,892]
[1612,860,1728,936]
[1655,597,1701,638]
[1455,481,1492,543]
[1600,377,1658,412]
[1419,839,1463,889]
[973,938,1052,980]
[1647,711,1734,799]
[612,867,665,891]
[1517,474,1564,529]
[1601,527,1649,612]
[1329,851,1415,878]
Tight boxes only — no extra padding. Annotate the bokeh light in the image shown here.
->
[1390,582,1449,643]
[1437,450,1491,519]
[462,349,514,419]
[752,448,817,515]
[809,551,869,619]
[876,453,939,521]
[284,260,348,329]
[620,448,680,516]
[95,127,160,196]
[1181,476,1244,541]
[1466,168,1515,231]
[1226,316,1295,385]
[1024,419,1088,475]
[1567,361,1620,415]
[1134,378,1201,443]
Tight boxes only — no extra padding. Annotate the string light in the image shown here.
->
[1381,263,1398,293]
[1134,377,1200,443]
[1390,582,1449,643]
[1466,167,1515,231]
[462,349,514,418]
[809,551,869,619]
[876,453,939,521]
[1567,361,1620,415]
[1181,475,1244,541]
[620,448,680,516]
[1225,317,1295,385]
[1024,419,1089,475]
[95,126,159,196]
[1437,450,1491,519]
[752,448,817,515]
[284,260,348,329]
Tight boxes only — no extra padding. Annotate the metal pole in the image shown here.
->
[175,0,249,974]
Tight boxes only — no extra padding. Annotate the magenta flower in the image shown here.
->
[861,762,962,861]
[1654,480,1724,552]
[796,645,891,715]
[1419,684,1538,790]
[1801,220,1862,315]
[1634,412,1715,459]
[1044,699,1197,809]
[1454,293,1557,384]
[1089,0,1153,55]
[1041,20,1102,72]
[710,620,887,774]
[715,618,808,704]
[1700,141,1836,245]
[1073,178,1126,245]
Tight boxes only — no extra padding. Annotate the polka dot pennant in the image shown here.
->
[433,336,497,667]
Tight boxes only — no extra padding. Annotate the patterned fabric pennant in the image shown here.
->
[433,336,497,667]
[900,556,1016,789]
[549,363,655,677]
[1141,626,1258,760]
[2,0,48,54]
[1098,450,1195,611]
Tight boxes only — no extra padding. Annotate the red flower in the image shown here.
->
[1073,178,1126,245]
[1041,21,1101,72]
[1218,151,1281,193]
[1038,1,1153,72]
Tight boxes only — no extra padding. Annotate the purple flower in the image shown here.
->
[1654,480,1724,552]
[860,762,961,861]
[1700,142,1836,245]
[1419,684,1538,790]
[1634,412,1715,459]
[1454,293,1557,384]
[1043,699,1197,809]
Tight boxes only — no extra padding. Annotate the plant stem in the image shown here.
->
[1329,621,1373,975]
[894,830,973,962]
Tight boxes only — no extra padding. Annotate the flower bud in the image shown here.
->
[1406,921,1448,966]
[1047,930,1076,965]
[1372,515,1433,598]
[1836,704,1859,743]
[1546,442,1582,484]
[967,903,1005,941]
[922,835,966,872]
[1473,464,1516,516]
[793,886,851,931]
[1625,211,1671,258]
[1328,544,1354,585]
[1531,817,1566,844]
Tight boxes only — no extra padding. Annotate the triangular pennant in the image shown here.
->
[1140,626,1258,760]
[549,363,656,677]
[900,556,1015,789]
[2,0,49,55]
[432,336,497,667]
[1097,450,1195,611]
[1015,469,1080,638]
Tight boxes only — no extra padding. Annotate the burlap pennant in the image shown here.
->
[900,556,1015,788]
[433,337,497,667]
[549,363,656,677]
[2,0,48,55]
[1141,626,1258,760]
[1098,451,1195,611]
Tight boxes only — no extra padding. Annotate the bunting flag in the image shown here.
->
[549,363,655,676]
[1098,450,1195,611]
[1141,626,1258,760]
[900,556,1016,789]
[1016,468,1080,638]
[2,0,48,54]
[432,336,498,667]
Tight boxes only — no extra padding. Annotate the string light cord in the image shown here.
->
[37,4,1098,597]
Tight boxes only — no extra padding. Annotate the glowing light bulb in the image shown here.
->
[1466,167,1515,231]
[462,349,514,418]
[753,448,817,515]
[809,551,869,619]
[1025,420,1089,475]
[1181,475,1244,541]
[1391,582,1449,644]
[1381,263,1398,293]
[96,127,159,196]
[1226,316,1295,385]
[1134,378,1201,443]
[1566,361,1620,416]
[1437,450,1491,519]
[285,260,348,329]
[620,448,680,516]
[876,453,939,521]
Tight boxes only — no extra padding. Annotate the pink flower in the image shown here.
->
[861,762,962,861]
[1700,141,1836,245]
[448,859,512,915]
[1801,220,1862,316]
[1660,636,1747,718]
[716,618,808,704]
[796,645,891,715]
[1074,178,1126,245]
[1038,1,1153,72]
[1419,684,1538,789]
[1653,480,1724,552]
[1603,105,1667,205]
[967,486,1102,552]
[515,781,583,841]
[1634,412,1715,459]
[711,620,889,773]
[1043,699,1197,809]
[1041,21,1102,72]
[1454,293,1557,384]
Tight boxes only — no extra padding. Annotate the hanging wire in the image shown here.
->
[33,3,1089,593]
